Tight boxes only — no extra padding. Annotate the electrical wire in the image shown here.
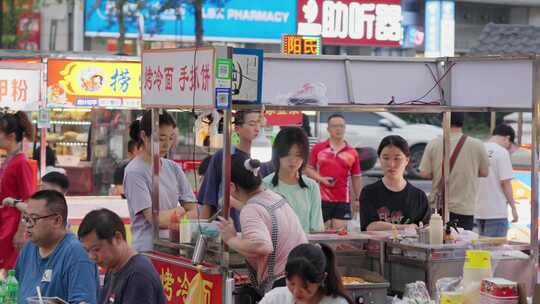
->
[351,62,457,106]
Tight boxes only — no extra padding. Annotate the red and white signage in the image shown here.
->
[297,0,402,47]
[0,62,42,111]
[142,47,215,108]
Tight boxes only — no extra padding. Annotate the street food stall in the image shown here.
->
[141,48,540,303]
[44,55,142,195]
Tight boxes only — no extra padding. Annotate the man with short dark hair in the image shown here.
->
[475,124,519,237]
[15,190,98,304]
[41,171,70,194]
[78,208,166,304]
[419,112,490,230]
[192,110,262,230]
[306,113,363,230]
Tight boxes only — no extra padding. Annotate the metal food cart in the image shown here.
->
[142,49,540,303]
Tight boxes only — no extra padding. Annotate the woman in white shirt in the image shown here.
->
[259,243,352,304]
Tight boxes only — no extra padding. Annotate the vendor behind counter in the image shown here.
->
[360,135,431,231]
[217,153,307,300]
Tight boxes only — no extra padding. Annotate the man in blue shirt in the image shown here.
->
[15,190,98,304]
[189,110,262,231]
[78,208,166,304]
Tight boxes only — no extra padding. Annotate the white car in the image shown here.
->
[313,112,442,176]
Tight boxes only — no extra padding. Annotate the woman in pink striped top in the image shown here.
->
[217,153,307,297]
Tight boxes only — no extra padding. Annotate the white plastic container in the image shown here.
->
[429,211,443,245]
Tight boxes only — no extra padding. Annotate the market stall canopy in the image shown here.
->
[261,53,536,110]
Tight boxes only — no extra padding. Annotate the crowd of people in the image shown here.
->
[0,109,520,304]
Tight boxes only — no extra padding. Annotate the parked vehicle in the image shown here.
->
[312,112,442,176]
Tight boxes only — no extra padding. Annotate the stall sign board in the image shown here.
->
[0,64,41,111]
[232,48,263,104]
[142,48,216,108]
[265,110,303,126]
[47,59,141,108]
[149,255,223,304]
[281,35,322,55]
[297,0,403,47]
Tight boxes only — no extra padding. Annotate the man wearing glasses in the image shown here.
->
[306,113,363,231]
[15,190,98,304]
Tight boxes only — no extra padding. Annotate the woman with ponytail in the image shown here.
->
[260,243,353,304]
[217,153,307,299]
[263,127,324,232]
[0,111,36,270]
[124,110,196,252]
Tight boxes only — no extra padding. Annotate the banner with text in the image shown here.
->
[142,48,215,108]
[0,63,42,111]
[47,59,141,108]
[85,0,296,43]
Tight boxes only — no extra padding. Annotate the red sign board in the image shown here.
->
[297,0,402,47]
[148,252,223,304]
[265,111,303,126]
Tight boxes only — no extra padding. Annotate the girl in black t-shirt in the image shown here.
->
[360,135,431,231]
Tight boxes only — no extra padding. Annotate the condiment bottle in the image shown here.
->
[429,211,443,245]
[179,216,191,243]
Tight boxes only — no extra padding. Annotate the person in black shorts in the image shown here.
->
[360,135,431,231]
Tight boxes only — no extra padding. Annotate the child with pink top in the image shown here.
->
[217,153,307,300]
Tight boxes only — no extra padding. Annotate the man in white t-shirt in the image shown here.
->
[475,124,519,237]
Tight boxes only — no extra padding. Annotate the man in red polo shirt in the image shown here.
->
[306,114,363,230]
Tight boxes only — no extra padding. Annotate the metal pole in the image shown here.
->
[151,108,161,243]
[315,111,321,138]
[442,111,451,223]
[530,59,540,299]
[344,59,355,104]
[517,112,523,146]
[220,47,234,304]
[490,111,496,134]
[40,128,46,176]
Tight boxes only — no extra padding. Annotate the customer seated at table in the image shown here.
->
[15,190,99,304]
[78,208,166,304]
[217,153,307,298]
[260,243,352,304]
[263,127,324,233]
[360,135,431,231]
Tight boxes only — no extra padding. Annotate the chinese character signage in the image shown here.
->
[147,253,222,304]
[142,48,215,108]
[85,0,296,43]
[0,63,42,111]
[47,59,141,108]
[297,0,402,47]
[282,35,322,55]
[265,111,303,126]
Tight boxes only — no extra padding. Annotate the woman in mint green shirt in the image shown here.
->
[263,127,324,232]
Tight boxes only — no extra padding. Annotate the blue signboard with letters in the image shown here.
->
[85,0,297,43]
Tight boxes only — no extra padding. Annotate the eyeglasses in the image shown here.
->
[22,214,58,227]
